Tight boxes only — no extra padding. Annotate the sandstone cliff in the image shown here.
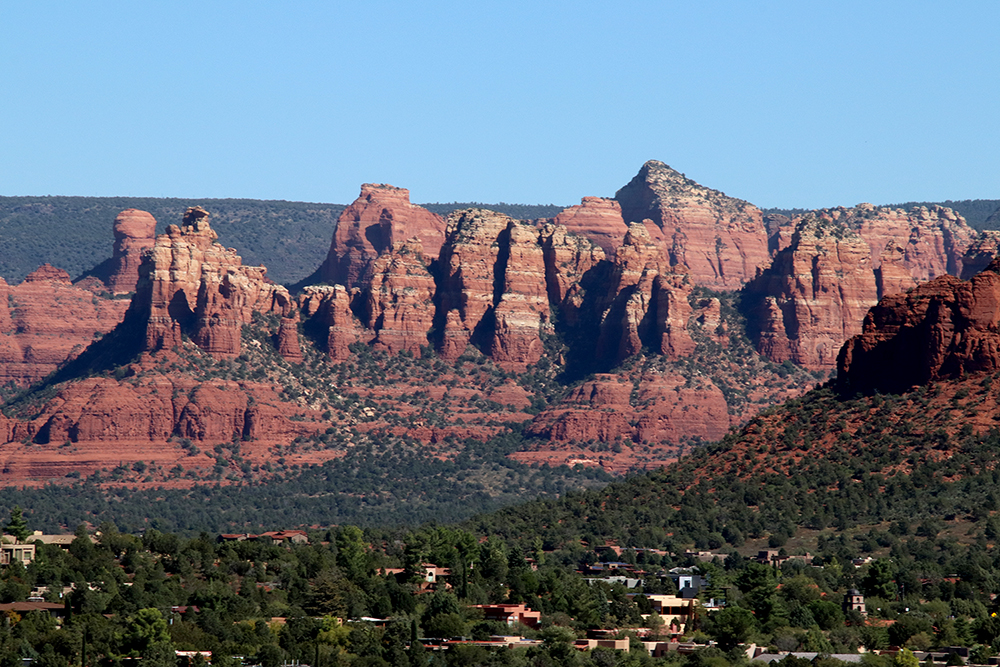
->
[0,266,130,386]
[961,230,1000,280]
[595,223,694,363]
[839,257,1000,394]
[362,239,436,356]
[435,209,551,368]
[139,207,295,357]
[315,184,445,289]
[526,372,730,447]
[615,160,770,290]
[90,209,159,293]
[795,203,975,282]
[744,217,884,370]
[552,197,629,256]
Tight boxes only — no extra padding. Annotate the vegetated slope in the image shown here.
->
[472,376,1000,552]
[473,261,1000,551]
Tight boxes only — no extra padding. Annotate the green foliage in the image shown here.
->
[5,506,29,543]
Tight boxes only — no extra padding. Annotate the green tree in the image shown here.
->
[5,507,29,543]
[893,648,919,667]
[707,605,757,650]
[123,608,172,658]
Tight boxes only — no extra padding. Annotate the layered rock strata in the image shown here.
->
[839,257,1000,394]
[139,207,295,357]
[595,224,694,363]
[435,209,551,368]
[552,197,629,256]
[362,239,436,356]
[615,160,770,290]
[0,267,130,386]
[105,209,158,293]
[316,184,445,289]
[744,217,885,370]
[824,203,974,281]
[526,372,730,445]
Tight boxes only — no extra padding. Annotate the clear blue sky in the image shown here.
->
[1,2,997,209]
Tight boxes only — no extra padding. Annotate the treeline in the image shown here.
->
[0,197,570,287]
[764,200,1000,230]
[0,429,610,535]
[420,202,566,220]
[469,383,1000,552]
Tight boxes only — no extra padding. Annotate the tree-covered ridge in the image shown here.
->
[0,197,569,287]
[765,200,1000,230]
[0,196,345,286]
[420,202,566,220]
[470,374,1000,552]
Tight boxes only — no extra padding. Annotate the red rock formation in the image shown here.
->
[492,222,551,367]
[435,209,513,359]
[876,242,918,299]
[839,257,1000,394]
[142,207,294,357]
[527,372,730,445]
[539,223,606,326]
[744,217,881,370]
[363,239,436,356]
[299,284,361,362]
[106,209,157,293]
[961,230,1000,280]
[27,375,316,448]
[317,184,445,288]
[615,160,769,290]
[0,267,130,386]
[815,203,974,281]
[596,224,694,362]
[552,197,629,256]
[276,317,304,362]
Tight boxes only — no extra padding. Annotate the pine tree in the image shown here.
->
[5,506,29,543]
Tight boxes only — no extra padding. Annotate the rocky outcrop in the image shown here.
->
[527,372,730,445]
[595,224,694,362]
[539,223,606,327]
[106,209,158,293]
[0,267,130,386]
[434,209,553,367]
[839,257,1000,394]
[961,231,1000,280]
[316,184,445,289]
[615,160,769,290]
[299,284,361,362]
[362,239,436,356]
[744,217,883,370]
[27,376,315,446]
[552,197,629,256]
[140,207,294,357]
[436,209,513,358]
[814,203,974,281]
[276,317,304,362]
